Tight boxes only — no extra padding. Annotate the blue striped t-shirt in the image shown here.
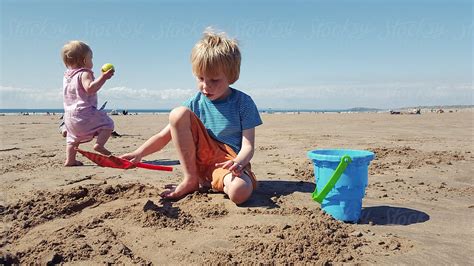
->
[183,88,262,153]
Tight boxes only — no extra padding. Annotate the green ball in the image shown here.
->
[101,63,114,72]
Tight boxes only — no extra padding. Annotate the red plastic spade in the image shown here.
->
[76,148,173,171]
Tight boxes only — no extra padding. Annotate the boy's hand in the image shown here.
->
[215,160,244,177]
[120,152,142,163]
[102,69,115,80]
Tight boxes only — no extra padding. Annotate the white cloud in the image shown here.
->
[1,82,472,110]
[99,87,195,109]
[245,82,473,109]
[0,85,62,108]
[0,85,195,109]
[101,87,194,101]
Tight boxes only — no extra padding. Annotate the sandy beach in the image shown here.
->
[1,111,473,264]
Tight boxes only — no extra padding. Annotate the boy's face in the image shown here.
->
[196,70,231,101]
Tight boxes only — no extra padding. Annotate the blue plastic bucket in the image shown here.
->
[307,149,374,222]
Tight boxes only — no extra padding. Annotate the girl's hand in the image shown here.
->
[215,160,245,177]
[120,152,142,163]
[102,69,115,80]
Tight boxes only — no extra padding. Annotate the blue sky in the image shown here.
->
[1,0,472,109]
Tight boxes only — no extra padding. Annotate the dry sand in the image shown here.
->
[1,111,473,264]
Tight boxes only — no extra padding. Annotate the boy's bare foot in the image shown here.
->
[93,144,111,155]
[64,160,83,167]
[160,181,199,200]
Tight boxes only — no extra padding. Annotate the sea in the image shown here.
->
[0,107,383,116]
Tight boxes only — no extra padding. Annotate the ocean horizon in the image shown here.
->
[0,107,383,115]
[0,105,471,115]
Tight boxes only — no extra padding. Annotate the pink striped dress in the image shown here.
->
[63,68,114,144]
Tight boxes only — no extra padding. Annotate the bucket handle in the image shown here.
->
[312,154,352,203]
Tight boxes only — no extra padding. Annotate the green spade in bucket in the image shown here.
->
[311,154,352,203]
[308,149,374,222]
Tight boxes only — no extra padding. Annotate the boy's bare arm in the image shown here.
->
[214,128,255,176]
[234,128,255,167]
[121,124,172,162]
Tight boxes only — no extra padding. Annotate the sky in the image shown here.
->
[0,0,472,110]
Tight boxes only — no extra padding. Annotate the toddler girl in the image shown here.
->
[61,40,115,166]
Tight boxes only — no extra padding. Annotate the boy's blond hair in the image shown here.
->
[61,40,92,68]
[191,28,241,84]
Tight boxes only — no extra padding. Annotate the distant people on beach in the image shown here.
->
[61,40,115,166]
[121,28,262,205]
[389,110,401,115]
[430,108,445,113]
[409,108,421,115]
[390,108,421,115]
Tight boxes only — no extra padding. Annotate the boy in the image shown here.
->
[122,28,262,204]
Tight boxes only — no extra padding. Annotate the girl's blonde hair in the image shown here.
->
[191,28,241,84]
[61,40,92,68]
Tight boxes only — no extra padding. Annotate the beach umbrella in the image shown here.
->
[76,148,173,171]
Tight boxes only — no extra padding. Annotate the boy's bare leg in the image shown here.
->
[223,173,253,204]
[94,129,112,155]
[161,107,200,198]
[161,107,200,199]
[65,143,83,166]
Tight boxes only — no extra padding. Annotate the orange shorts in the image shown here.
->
[188,111,257,192]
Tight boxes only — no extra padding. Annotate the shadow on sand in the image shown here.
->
[241,180,315,208]
[359,205,430,225]
[142,159,180,166]
[240,180,430,226]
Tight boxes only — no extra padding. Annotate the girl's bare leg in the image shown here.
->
[65,143,83,166]
[93,129,112,155]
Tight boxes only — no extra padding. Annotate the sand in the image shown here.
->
[1,111,473,264]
